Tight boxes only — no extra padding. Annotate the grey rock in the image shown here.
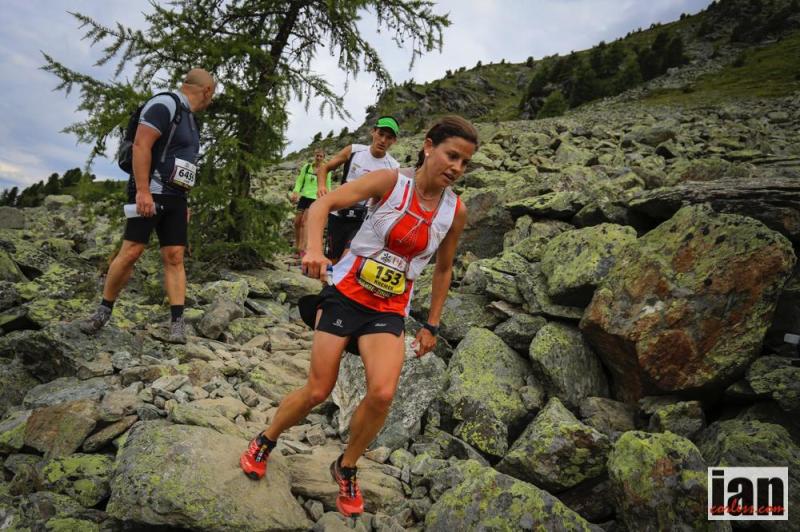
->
[107,421,312,530]
[529,322,609,410]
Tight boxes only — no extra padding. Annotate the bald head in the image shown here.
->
[181,68,216,112]
[183,68,214,89]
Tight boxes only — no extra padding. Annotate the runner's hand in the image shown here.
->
[413,327,436,358]
[186,207,191,223]
[290,192,299,203]
[302,250,332,283]
[317,186,328,198]
[136,191,156,217]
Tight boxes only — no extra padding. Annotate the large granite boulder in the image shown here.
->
[608,431,724,532]
[107,421,311,530]
[496,397,610,492]
[23,399,100,458]
[528,322,609,409]
[286,443,405,515]
[581,204,796,402]
[425,460,599,531]
[442,328,531,456]
[540,223,637,306]
[331,337,447,450]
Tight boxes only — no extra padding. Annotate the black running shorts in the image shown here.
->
[315,285,405,338]
[326,213,364,261]
[123,194,188,247]
[296,196,314,211]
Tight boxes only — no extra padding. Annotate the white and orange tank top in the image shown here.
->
[331,169,460,315]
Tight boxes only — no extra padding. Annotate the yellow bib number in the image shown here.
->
[357,257,406,298]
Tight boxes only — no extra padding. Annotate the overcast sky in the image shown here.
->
[0,0,711,190]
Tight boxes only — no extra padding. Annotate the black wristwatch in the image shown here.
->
[422,322,439,336]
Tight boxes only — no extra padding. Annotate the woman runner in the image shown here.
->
[240,115,478,517]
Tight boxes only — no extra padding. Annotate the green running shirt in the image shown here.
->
[293,163,332,199]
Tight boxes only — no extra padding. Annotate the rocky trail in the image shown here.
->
[1,92,800,531]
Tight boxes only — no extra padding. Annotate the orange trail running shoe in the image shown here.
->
[240,434,272,480]
[330,455,364,517]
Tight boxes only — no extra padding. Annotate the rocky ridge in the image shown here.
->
[1,83,800,532]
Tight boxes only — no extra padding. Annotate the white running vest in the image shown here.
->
[332,168,459,284]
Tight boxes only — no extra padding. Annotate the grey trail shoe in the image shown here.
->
[167,317,187,344]
[78,305,112,334]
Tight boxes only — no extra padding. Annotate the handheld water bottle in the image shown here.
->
[123,203,163,218]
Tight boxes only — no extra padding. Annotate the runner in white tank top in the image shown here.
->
[240,116,479,519]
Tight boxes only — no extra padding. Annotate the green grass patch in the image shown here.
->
[642,32,800,105]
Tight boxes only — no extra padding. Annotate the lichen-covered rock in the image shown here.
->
[24,399,99,458]
[23,377,109,409]
[331,338,447,450]
[5,491,107,531]
[0,409,31,454]
[197,298,245,339]
[746,356,800,413]
[195,279,250,306]
[622,125,676,147]
[443,328,531,456]
[0,249,25,282]
[517,263,584,319]
[425,460,599,531]
[540,224,637,306]
[507,191,586,220]
[286,443,404,515]
[0,206,25,229]
[666,157,753,186]
[554,143,596,166]
[648,400,706,440]
[497,397,609,492]
[698,419,799,531]
[459,188,515,258]
[578,397,637,441]
[39,453,113,507]
[607,431,722,532]
[167,402,249,438]
[581,204,797,402]
[0,323,160,382]
[107,421,311,530]
[419,292,501,344]
[0,359,38,418]
[505,219,573,261]
[462,261,524,304]
[494,313,547,352]
[259,269,322,303]
[528,322,609,409]
[82,415,137,452]
[43,195,77,210]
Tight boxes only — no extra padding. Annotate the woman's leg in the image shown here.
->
[341,332,406,467]
[298,209,310,251]
[293,210,304,250]
[264,318,348,440]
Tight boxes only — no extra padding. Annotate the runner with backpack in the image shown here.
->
[78,68,216,344]
[291,148,332,255]
[315,116,401,263]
